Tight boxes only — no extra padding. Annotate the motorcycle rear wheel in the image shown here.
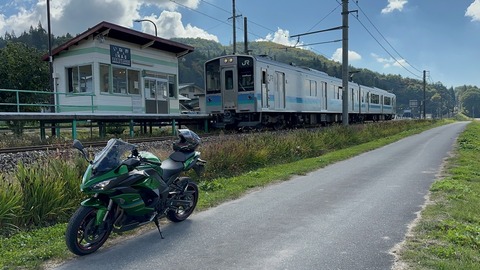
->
[166,178,199,222]
[65,206,113,256]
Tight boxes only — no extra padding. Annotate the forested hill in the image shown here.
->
[0,24,478,117]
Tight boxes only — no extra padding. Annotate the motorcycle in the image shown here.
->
[65,129,206,256]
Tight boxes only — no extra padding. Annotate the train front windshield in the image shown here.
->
[205,56,254,94]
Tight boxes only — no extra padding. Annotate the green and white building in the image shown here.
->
[44,21,194,114]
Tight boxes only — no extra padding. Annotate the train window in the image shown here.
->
[311,81,317,96]
[206,60,221,94]
[225,70,234,90]
[371,93,380,104]
[238,69,254,91]
[384,96,391,105]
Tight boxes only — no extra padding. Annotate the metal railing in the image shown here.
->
[0,88,95,112]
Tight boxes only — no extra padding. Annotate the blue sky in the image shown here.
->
[0,0,479,88]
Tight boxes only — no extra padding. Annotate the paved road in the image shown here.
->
[54,122,468,270]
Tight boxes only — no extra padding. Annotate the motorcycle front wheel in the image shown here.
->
[166,178,199,222]
[65,206,113,256]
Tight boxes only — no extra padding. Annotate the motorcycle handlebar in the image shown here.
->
[139,157,162,166]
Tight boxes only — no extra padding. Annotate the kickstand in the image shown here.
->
[153,216,165,239]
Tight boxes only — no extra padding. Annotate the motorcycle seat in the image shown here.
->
[161,159,184,181]
[169,151,195,162]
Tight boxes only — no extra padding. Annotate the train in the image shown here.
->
[204,54,396,129]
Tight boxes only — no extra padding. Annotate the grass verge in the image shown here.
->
[393,120,480,269]
[0,120,461,269]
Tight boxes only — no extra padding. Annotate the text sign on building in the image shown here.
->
[110,45,131,66]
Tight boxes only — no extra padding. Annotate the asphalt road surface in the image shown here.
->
[53,122,468,270]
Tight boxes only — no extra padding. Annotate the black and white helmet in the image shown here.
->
[173,129,201,152]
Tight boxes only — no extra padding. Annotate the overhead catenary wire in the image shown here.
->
[352,1,423,74]
[352,13,422,79]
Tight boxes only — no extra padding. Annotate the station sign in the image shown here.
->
[110,45,131,67]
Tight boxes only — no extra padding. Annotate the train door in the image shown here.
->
[358,86,362,114]
[381,95,384,113]
[221,67,237,110]
[351,88,355,112]
[261,69,269,108]
[322,81,327,110]
[275,72,285,109]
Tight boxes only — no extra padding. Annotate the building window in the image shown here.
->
[128,70,140,95]
[100,64,110,93]
[100,63,140,96]
[67,64,93,93]
[168,75,176,98]
[112,67,127,94]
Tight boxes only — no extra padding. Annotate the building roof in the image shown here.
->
[42,21,194,61]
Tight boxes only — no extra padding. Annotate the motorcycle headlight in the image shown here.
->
[92,179,112,190]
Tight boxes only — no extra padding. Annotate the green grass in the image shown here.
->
[395,120,480,269]
[0,119,467,269]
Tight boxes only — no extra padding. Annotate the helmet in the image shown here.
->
[173,129,201,152]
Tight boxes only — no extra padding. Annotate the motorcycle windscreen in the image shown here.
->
[92,139,136,176]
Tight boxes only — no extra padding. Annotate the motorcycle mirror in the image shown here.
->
[72,139,84,150]
[72,139,91,163]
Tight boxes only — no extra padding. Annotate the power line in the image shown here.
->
[307,3,342,32]
[352,1,423,74]
[352,14,422,79]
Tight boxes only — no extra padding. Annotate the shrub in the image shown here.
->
[0,175,22,236]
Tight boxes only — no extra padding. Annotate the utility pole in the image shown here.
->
[47,0,57,136]
[423,70,426,119]
[342,0,349,125]
[244,17,249,54]
[232,0,237,54]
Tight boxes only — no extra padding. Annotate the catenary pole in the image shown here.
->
[342,0,349,125]
[232,0,236,54]
[423,70,426,119]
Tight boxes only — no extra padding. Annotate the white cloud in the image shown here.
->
[0,0,215,41]
[381,0,408,14]
[255,28,302,47]
[145,11,218,41]
[466,0,480,21]
[331,48,362,63]
[371,53,409,68]
[142,0,200,11]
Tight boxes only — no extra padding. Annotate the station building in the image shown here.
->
[43,21,194,114]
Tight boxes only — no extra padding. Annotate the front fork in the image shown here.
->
[81,196,114,226]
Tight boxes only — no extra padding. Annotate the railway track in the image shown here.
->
[0,136,178,154]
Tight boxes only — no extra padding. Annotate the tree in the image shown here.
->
[0,42,50,112]
[459,88,480,117]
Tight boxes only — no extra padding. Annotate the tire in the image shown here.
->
[65,206,113,256]
[166,178,199,222]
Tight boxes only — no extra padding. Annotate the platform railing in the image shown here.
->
[0,88,95,113]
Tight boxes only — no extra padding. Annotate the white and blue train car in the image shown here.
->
[204,54,395,129]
